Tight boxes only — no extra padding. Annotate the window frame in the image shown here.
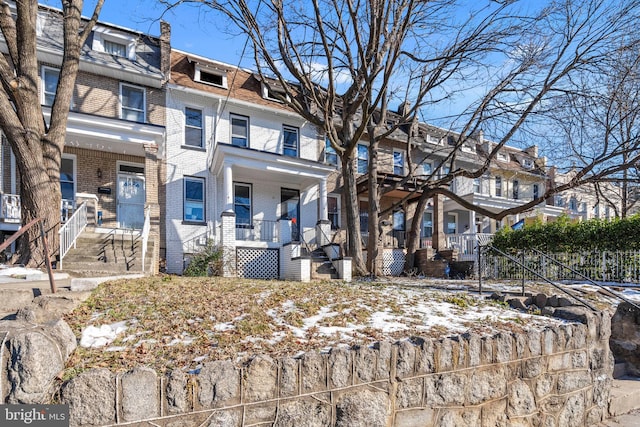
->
[194,64,228,88]
[41,66,59,107]
[495,176,502,197]
[233,182,252,227]
[422,161,433,176]
[183,176,206,224]
[230,114,249,148]
[92,27,136,60]
[184,107,204,148]
[422,211,433,238]
[512,180,519,200]
[328,194,340,230]
[119,83,146,123]
[533,183,540,200]
[325,138,338,166]
[283,125,299,157]
[393,149,405,175]
[357,143,368,174]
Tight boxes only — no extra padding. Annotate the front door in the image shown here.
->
[281,188,300,241]
[117,165,145,229]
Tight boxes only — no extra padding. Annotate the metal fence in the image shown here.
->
[481,250,640,283]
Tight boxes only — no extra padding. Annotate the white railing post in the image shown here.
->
[141,206,151,273]
[58,202,88,270]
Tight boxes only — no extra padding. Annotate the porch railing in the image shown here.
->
[447,233,494,260]
[0,193,20,222]
[59,201,88,270]
[236,220,278,242]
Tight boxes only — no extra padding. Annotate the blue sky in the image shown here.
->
[78,0,248,66]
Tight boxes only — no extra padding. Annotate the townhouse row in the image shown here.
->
[0,5,625,279]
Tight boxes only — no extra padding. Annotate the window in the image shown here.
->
[359,200,369,233]
[473,178,481,194]
[422,161,432,176]
[234,183,252,226]
[422,212,433,237]
[60,156,75,202]
[393,150,405,175]
[92,27,136,60]
[495,176,502,197]
[606,206,611,219]
[328,195,340,229]
[497,152,509,162]
[522,158,534,169]
[184,177,205,222]
[555,195,565,207]
[325,138,338,166]
[357,144,368,174]
[230,114,248,147]
[393,210,405,231]
[120,84,145,122]
[512,180,519,200]
[104,39,127,57]
[569,197,577,211]
[42,67,59,107]
[184,107,203,148]
[262,83,289,102]
[593,204,600,217]
[533,184,539,200]
[446,213,457,234]
[195,65,227,87]
[283,126,299,157]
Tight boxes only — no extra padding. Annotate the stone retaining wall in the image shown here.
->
[56,306,613,427]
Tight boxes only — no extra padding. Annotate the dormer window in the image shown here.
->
[262,82,289,102]
[92,26,136,60]
[194,64,227,88]
[497,152,509,162]
[427,135,440,145]
[522,158,534,169]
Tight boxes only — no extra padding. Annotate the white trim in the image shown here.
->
[328,193,341,229]
[184,106,204,148]
[92,26,137,61]
[229,113,249,148]
[40,65,59,107]
[282,124,299,157]
[166,84,307,122]
[183,176,206,223]
[119,82,146,123]
[61,153,77,202]
[194,64,228,89]
[393,148,405,175]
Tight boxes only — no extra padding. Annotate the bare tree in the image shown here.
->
[172,0,640,275]
[544,37,640,219]
[0,0,103,265]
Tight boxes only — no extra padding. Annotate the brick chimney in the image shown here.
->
[160,21,171,84]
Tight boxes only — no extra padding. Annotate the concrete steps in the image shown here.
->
[309,248,339,280]
[609,377,640,418]
[61,229,155,275]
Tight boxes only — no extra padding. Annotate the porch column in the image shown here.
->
[223,163,234,212]
[433,194,446,251]
[468,210,476,233]
[220,211,236,277]
[144,143,160,273]
[316,178,331,246]
[319,178,328,221]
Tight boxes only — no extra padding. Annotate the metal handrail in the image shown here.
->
[481,244,597,311]
[530,248,640,312]
[58,201,88,270]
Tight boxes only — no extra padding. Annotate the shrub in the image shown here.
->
[183,241,224,277]
[492,214,640,252]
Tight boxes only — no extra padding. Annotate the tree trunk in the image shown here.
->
[404,192,429,272]
[341,155,368,275]
[366,140,382,276]
[14,142,61,267]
